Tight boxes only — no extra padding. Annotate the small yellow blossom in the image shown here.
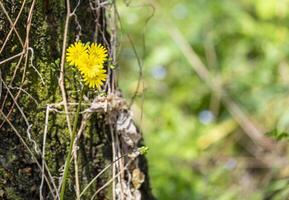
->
[77,54,103,78]
[88,43,108,65]
[82,68,107,89]
[66,41,88,66]
[66,41,108,89]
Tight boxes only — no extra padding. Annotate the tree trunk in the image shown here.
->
[0,1,154,199]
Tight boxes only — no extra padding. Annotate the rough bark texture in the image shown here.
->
[0,1,155,199]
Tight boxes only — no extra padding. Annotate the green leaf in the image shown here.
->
[138,146,149,155]
[266,129,289,141]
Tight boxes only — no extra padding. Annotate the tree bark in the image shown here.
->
[0,1,155,199]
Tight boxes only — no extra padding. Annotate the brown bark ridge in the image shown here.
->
[0,0,155,199]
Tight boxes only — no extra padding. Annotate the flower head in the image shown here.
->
[66,41,88,66]
[88,43,108,65]
[77,54,104,78]
[82,68,107,89]
[66,41,108,90]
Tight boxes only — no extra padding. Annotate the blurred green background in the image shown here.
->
[117,0,289,199]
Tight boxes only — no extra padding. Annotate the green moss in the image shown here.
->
[5,187,22,200]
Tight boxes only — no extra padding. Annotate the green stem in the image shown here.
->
[60,88,84,200]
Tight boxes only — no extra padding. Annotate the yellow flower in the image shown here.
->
[82,68,107,89]
[77,54,103,78]
[88,43,108,65]
[66,41,108,89]
[66,41,88,66]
